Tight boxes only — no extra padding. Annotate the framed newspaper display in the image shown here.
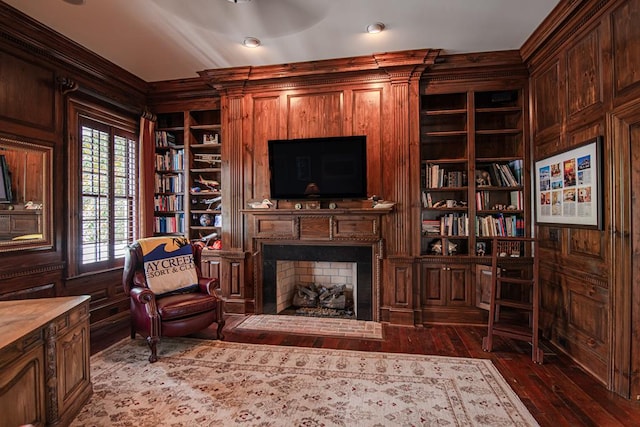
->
[534,136,603,229]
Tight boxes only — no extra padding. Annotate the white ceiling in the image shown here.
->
[3,0,560,82]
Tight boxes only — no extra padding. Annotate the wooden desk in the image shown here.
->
[0,296,92,427]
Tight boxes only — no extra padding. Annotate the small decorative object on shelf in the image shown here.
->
[202,133,219,144]
[247,199,273,209]
[370,195,395,209]
[199,213,215,227]
[431,240,457,255]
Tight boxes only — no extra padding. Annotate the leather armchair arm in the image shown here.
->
[198,277,222,297]
[129,286,157,305]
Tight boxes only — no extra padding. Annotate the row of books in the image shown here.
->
[476,214,524,237]
[478,160,522,187]
[155,149,184,171]
[422,213,469,236]
[154,214,184,234]
[154,173,183,193]
[153,194,184,212]
[475,190,523,210]
[423,164,467,188]
[155,131,178,148]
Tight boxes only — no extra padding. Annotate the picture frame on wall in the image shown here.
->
[534,136,603,229]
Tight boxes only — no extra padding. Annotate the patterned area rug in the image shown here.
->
[233,314,384,340]
[71,338,539,426]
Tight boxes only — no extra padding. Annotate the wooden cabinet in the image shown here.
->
[417,77,528,323]
[421,262,471,307]
[0,296,92,427]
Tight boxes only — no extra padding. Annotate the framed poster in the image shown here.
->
[534,136,602,229]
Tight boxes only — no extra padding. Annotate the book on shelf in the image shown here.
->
[509,159,523,185]
[424,164,467,188]
[438,213,469,236]
[422,219,440,235]
[510,190,523,209]
[154,213,184,234]
[475,214,524,237]
[155,149,184,171]
[154,194,184,212]
[421,191,433,208]
[154,173,183,193]
[484,162,520,187]
[155,131,178,148]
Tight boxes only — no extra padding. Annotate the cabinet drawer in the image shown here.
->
[333,215,379,239]
[253,216,297,238]
[299,217,330,239]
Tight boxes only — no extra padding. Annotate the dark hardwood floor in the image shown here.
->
[96,315,640,427]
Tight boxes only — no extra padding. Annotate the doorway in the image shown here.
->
[610,105,640,399]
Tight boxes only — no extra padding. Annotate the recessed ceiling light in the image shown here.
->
[242,37,261,48]
[366,22,385,34]
[227,0,252,3]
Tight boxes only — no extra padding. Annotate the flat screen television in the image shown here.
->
[268,135,367,200]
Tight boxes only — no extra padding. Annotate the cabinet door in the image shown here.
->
[0,343,46,427]
[421,263,470,306]
[475,264,493,310]
[446,264,470,306]
[55,320,91,422]
[421,264,446,306]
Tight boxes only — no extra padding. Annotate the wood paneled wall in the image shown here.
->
[0,3,148,345]
[523,0,640,398]
[199,50,440,320]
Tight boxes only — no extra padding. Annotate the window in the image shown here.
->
[67,99,139,275]
[80,118,137,267]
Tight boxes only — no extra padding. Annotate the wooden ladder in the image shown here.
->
[482,237,543,364]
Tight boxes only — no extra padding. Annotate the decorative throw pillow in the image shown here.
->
[137,236,199,295]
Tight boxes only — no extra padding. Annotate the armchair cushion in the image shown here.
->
[138,236,199,296]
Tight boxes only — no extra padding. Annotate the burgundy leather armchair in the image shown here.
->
[122,239,224,362]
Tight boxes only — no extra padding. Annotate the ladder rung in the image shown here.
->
[495,299,532,310]
[497,277,534,285]
[491,322,534,340]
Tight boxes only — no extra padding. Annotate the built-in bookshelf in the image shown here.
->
[187,109,222,246]
[420,92,469,256]
[153,113,185,235]
[152,108,223,246]
[419,88,527,258]
[473,90,525,255]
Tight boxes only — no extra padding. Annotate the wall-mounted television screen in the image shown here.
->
[268,135,367,200]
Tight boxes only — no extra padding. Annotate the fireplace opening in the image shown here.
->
[262,244,373,321]
[277,260,356,319]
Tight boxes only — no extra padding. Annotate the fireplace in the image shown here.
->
[262,244,373,320]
